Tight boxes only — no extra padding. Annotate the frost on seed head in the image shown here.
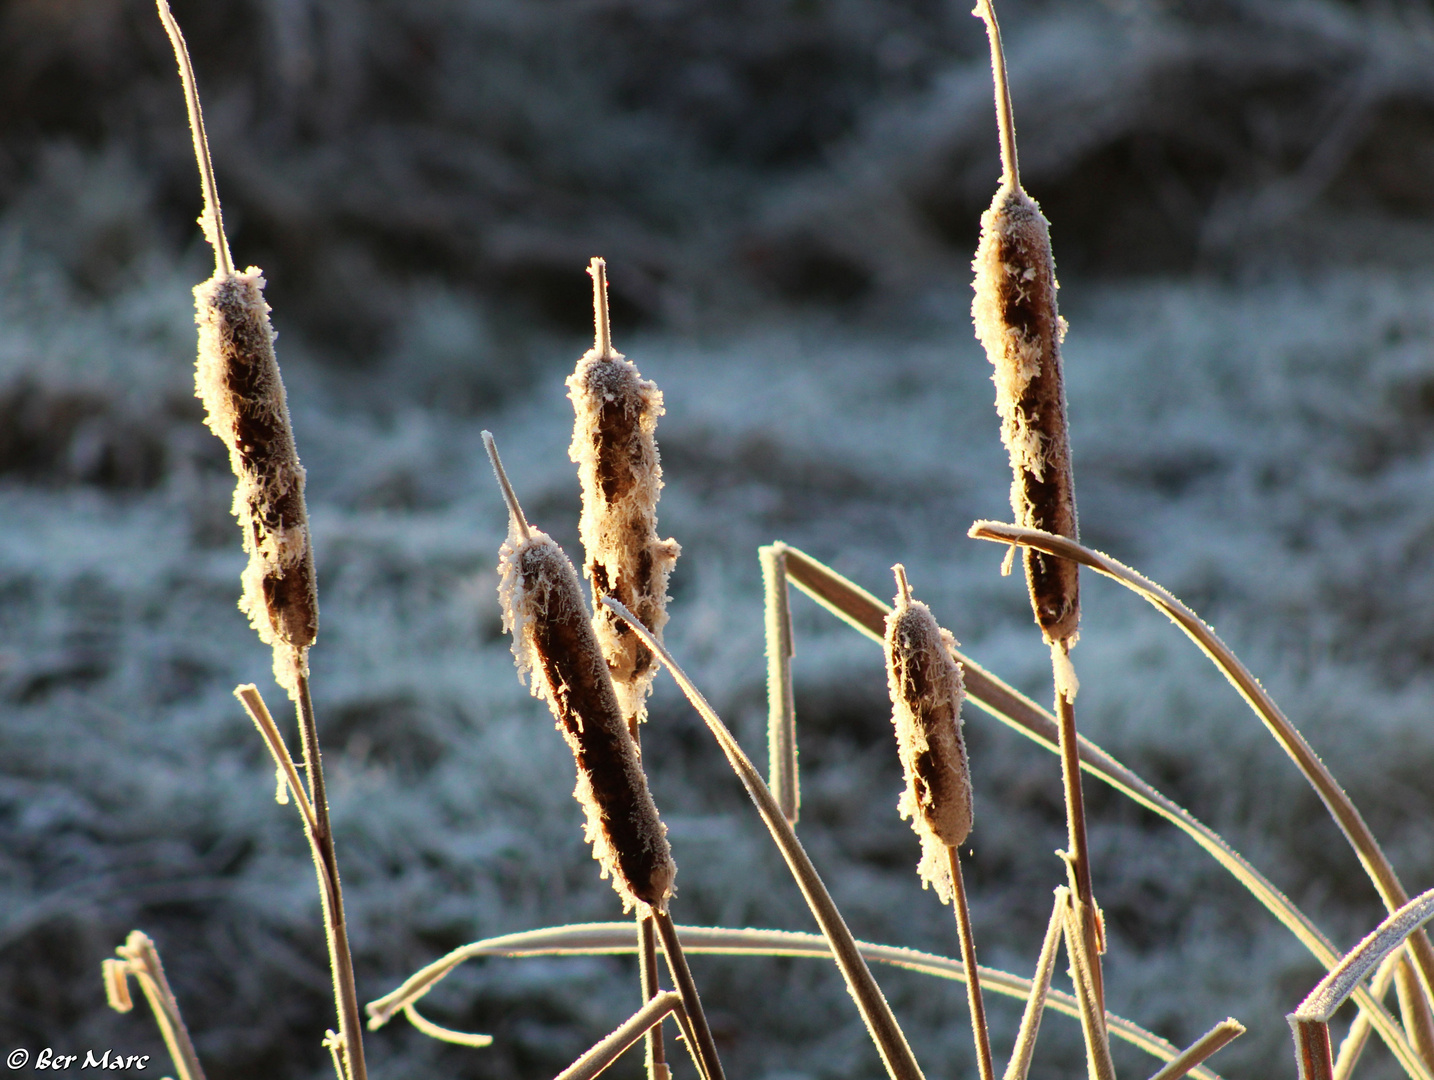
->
[972,182,1080,644]
[194,267,317,697]
[498,528,676,912]
[884,573,973,905]
[567,340,680,726]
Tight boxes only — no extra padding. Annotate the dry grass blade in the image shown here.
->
[235,684,318,836]
[556,991,684,1080]
[761,544,800,824]
[969,520,1434,1019]
[602,597,927,1080]
[365,921,1231,1080]
[1297,889,1434,1026]
[1003,888,1068,1080]
[777,542,1433,1080]
[1146,1020,1245,1080]
[106,931,206,1080]
[1336,954,1405,1080]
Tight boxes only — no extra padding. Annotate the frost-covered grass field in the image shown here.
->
[4,2,1434,1079]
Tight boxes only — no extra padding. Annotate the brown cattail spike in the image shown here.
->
[568,258,681,727]
[971,0,1079,646]
[489,436,676,912]
[884,565,974,902]
[195,269,318,696]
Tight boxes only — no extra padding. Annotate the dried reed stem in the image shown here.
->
[104,931,206,1080]
[154,0,231,276]
[295,674,368,1080]
[603,597,927,1080]
[761,544,800,824]
[1146,1020,1245,1080]
[399,1002,493,1047]
[368,921,1232,1080]
[1061,892,1115,1080]
[778,541,1432,1080]
[638,914,671,1080]
[948,847,996,1080]
[969,520,1434,1030]
[1003,888,1068,1080]
[556,991,684,1080]
[653,912,726,1080]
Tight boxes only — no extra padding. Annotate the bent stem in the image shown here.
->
[969,520,1434,1037]
[775,541,1431,1080]
[105,931,206,1080]
[603,597,927,1080]
[948,847,996,1080]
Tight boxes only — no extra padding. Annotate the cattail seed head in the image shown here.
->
[884,566,973,903]
[498,525,676,912]
[195,268,318,696]
[972,185,1080,644]
[567,258,680,726]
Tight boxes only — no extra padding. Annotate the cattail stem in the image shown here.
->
[556,992,684,1080]
[295,672,368,1080]
[154,0,231,276]
[484,431,531,539]
[947,846,996,1080]
[1053,650,1104,1012]
[639,914,670,1080]
[105,931,206,1080]
[591,257,614,359]
[973,0,1019,187]
[1146,1019,1245,1080]
[652,912,726,1080]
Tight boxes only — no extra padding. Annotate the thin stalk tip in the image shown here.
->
[483,431,531,540]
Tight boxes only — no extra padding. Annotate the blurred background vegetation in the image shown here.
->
[4,1,1434,1078]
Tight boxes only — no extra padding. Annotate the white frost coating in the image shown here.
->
[1051,643,1080,704]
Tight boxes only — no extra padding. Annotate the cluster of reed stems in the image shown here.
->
[104,2,1434,1080]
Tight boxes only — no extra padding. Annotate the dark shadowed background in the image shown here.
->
[4,1,1434,1078]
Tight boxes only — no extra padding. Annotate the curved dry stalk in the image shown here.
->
[774,542,1432,1080]
[969,520,1434,1020]
[602,597,927,1080]
[364,921,1231,1080]
[104,931,206,1080]
[1336,953,1407,1080]
[1292,889,1434,1080]
[400,1003,494,1048]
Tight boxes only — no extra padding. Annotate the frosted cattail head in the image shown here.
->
[158,0,317,696]
[971,0,1079,646]
[884,566,973,903]
[488,433,676,912]
[567,258,680,727]
[195,268,319,696]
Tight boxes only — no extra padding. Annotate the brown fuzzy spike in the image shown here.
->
[499,526,676,912]
[883,566,973,902]
[195,268,318,696]
[567,258,680,726]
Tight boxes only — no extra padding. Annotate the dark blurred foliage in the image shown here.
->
[2,0,1434,361]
